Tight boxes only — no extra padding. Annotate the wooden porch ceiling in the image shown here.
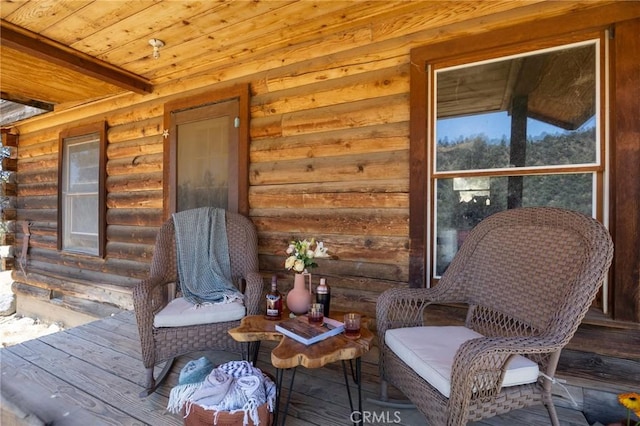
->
[1,0,433,109]
[0,0,613,126]
[0,22,150,106]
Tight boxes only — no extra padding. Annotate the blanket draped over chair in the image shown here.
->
[172,207,243,305]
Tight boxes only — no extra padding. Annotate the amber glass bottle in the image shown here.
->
[265,275,282,320]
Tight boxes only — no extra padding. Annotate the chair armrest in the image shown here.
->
[133,276,175,368]
[133,276,175,315]
[376,286,466,338]
[447,335,562,415]
[243,271,264,316]
[376,288,431,333]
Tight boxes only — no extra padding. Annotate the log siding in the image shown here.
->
[6,3,640,359]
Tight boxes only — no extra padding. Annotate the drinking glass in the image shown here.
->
[308,303,324,324]
[343,313,361,339]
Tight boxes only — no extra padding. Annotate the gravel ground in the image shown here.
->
[0,270,62,348]
[0,314,62,348]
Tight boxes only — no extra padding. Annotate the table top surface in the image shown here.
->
[228,312,373,369]
[228,314,286,342]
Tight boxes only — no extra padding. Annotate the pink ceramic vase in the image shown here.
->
[286,272,313,314]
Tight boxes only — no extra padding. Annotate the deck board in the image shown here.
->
[1,310,590,425]
[9,339,174,425]
[1,348,138,425]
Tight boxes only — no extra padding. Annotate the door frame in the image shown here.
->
[162,84,250,219]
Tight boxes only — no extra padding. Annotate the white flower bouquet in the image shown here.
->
[284,238,329,273]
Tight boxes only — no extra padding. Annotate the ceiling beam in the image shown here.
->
[0,20,153,95]
[0,92,53,111]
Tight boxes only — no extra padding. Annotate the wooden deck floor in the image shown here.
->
[1,311,591,426]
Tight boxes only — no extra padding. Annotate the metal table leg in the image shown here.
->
[249,340,261,365]
[342,357,362,425]
[275,367,297,426]
[241,342,249,361]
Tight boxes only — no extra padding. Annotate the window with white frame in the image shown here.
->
[409,32,608,297]
[58,123,106,256]
[432,39,603,276]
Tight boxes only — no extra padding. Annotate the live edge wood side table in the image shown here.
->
[228,314,373,426]
[227,314,284,365]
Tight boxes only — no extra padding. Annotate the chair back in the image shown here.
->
[221,210,260,284]
[439,207,613,345]
[148,209,259,298]
[134,209,261,394]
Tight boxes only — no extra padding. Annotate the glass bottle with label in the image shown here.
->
[265,274,282,320]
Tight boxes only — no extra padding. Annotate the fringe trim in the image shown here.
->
[167,382,202,414]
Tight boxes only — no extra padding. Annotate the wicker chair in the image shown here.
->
[133,209,263,396]
[377,207,613,426]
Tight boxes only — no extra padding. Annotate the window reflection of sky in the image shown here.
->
[437,111,595,143]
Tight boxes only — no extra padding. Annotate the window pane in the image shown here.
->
[435,42,597,172]
[177,116,229,211]
[62,135,99,255]
[434,173,593,275]
[67,139,99,192]
[64,194,98,252]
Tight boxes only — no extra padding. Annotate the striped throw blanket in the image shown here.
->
[167,359,276,426]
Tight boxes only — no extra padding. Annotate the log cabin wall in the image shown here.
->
[7,2,639,335]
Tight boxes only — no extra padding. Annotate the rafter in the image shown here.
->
[0,20,152,95]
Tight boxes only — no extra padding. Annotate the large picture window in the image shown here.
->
[409,31,607,297]
[433,40,602,276]
[58,123,106,256]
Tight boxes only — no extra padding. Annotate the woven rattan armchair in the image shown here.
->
[377,207,613,426]
[133,209,263,396]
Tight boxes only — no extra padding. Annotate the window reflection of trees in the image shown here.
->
[433,41,599,276]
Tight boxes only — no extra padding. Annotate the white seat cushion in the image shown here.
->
[385,326,539,398]
[153,297,246,328]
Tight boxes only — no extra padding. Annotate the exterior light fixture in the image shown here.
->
[149,38,165,59]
